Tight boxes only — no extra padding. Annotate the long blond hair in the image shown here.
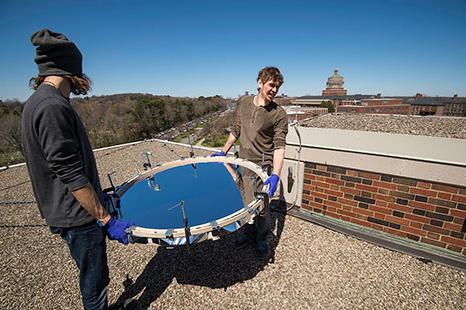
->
[29,74,92,95]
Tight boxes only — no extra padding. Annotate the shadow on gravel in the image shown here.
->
[113,209,286,309]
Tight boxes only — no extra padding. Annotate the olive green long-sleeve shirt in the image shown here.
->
[231,96,288,166]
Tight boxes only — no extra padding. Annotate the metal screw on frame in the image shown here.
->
[143,151,153,170]
[107,171,116,191]
[169,200,191,253]
[188,134,195,158]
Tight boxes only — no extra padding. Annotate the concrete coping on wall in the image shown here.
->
[285,126,466,187]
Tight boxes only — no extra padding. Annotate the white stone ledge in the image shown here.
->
[286,126,466,187]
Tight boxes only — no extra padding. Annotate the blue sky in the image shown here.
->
[1,0,466,101]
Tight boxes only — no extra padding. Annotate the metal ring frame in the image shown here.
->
[116,156,268,245]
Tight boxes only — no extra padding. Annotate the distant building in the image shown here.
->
[290,98,324,106]
[337,98,410,115]
[292,71,466,117]
[362,98,404,106]
[407,97,445,116]
[282,105,328,121]
[322,69,347,97]
[340,99,361,106]
[445,95,466,116]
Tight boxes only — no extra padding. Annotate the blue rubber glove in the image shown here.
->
[106,218,135,245]
[264,173,280,197]
[210,151,226,157]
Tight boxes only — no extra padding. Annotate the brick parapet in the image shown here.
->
[301,162,466,255]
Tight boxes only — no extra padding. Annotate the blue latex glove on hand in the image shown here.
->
[264,174,280,197]
[106,218,135,245]
[210,151,226,157]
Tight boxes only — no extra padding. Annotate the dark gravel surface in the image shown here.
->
[0,140,464,309]
[304,114,466,139]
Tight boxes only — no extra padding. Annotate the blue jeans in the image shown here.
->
[50,222,109,310]
[240,165,272,243]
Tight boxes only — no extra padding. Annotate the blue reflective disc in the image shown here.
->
[120,163,255,229]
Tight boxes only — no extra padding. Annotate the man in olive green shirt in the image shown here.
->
[212,66,288,256]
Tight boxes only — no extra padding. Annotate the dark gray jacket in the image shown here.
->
[21,84,103,227]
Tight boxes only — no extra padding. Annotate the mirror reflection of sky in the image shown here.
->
[120,163,248,229]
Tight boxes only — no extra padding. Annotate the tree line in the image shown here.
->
[0,94,230,166]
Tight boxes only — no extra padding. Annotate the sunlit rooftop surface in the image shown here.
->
[0,139,464,309]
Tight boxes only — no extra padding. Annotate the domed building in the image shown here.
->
[322,69,347,97]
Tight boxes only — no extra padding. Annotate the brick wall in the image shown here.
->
[362,99,404,106]
[410,105,445,116]
[301,162,466,255]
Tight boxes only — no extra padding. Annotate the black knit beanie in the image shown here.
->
[31,29,82,76]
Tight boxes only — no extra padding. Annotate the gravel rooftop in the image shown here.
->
[303,114,466,139]
[0,140,464,309]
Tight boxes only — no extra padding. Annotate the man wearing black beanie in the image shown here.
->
[22,29,134,310]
